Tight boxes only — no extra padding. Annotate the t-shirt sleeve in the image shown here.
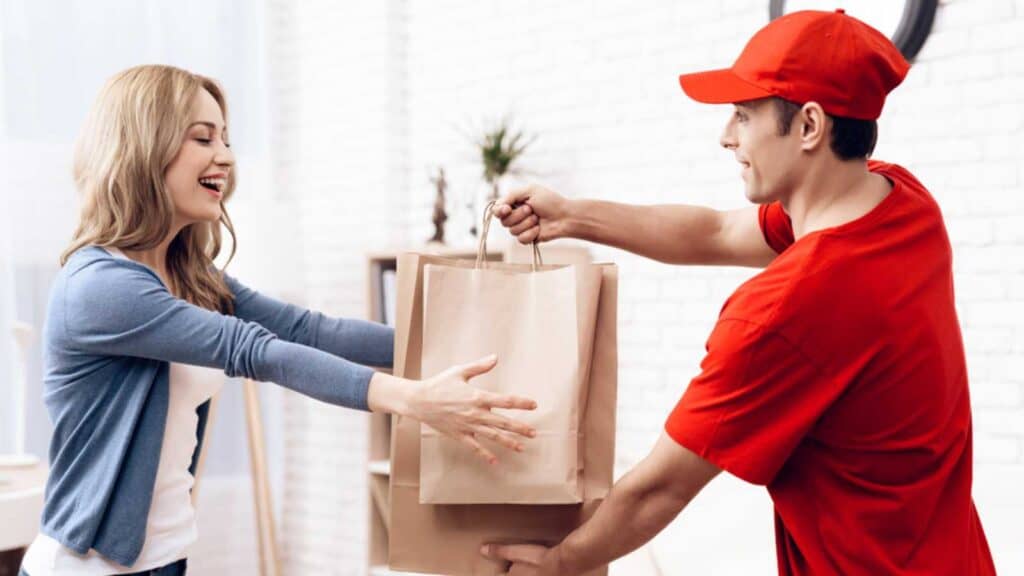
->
[758,202,795,254]
[665,318,839,485]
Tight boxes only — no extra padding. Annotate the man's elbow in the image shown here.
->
[624,487,690,540]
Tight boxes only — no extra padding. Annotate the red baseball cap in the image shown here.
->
[678,9,910,120]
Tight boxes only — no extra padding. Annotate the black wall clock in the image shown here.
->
[769,0,939,61]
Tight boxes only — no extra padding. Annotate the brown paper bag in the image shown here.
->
[419,259,602,504]
[388,250,618,576]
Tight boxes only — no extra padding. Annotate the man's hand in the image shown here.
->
[481,543,562,576]
[494,185,574,244]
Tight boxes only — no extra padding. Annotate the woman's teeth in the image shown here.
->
[198,177,225,192]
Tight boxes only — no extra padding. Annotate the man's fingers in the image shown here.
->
[459,354,498,379]
[517,228,540,244]
[461,434,497,465]
[508,215,539,236]
[499,203,533,228]
[480,544,547,565]
[481,392,537,411]
[499,188,534,210]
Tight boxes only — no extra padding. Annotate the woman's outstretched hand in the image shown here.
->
[368,354,537,464]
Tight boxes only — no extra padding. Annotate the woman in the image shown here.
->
[19,65,536,576]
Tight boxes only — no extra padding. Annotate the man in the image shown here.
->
[482,9,997,576]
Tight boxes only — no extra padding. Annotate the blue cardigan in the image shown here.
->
[39,246,394,566]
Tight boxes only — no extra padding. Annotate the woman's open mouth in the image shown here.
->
[198,176,226,198]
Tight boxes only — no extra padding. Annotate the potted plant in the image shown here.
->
[477,117,535,202]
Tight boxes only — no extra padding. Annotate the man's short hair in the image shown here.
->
[772,98,878,161]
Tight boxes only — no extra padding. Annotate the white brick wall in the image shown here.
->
[265,0,408,574]
[269,0,1024,573]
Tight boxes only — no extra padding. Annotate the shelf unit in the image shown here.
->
[364,241,590,575]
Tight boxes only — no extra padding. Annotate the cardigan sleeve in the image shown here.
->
[61,257,375,411]
[224,273,394,369]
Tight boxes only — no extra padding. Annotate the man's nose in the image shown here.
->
[720,118,738,150]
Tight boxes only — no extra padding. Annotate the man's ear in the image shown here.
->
[798,102,830,153]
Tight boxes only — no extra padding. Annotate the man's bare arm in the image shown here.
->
[485,433,721,575]
[572,201,775,267]
[495,187,776,268]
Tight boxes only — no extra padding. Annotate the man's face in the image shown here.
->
[719,99,802,204]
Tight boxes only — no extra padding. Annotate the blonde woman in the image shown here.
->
[19,65,536,576]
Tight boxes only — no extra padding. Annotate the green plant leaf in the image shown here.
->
[476,117,533,184]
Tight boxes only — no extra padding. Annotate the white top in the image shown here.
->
[23,248,224,575]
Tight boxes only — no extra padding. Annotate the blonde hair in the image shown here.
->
[63,65,237,314]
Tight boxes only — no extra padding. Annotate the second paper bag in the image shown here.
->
[419,262,602,504]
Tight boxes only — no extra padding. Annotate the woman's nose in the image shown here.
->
[215,145,234,167]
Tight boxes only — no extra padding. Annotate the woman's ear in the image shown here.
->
[799,102,829,153]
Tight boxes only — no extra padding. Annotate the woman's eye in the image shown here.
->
[195,137,212,144]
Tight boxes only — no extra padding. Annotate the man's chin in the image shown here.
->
[743,185,779,206]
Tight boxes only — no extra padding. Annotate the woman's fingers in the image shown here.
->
[475,411,536,438]
[429,358,539,462]
[457,354,499,379]
[480,391,537,411]
[460,433,498,465]
[474,426,526,452]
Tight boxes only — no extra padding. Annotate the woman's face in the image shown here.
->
[164,89,234,226]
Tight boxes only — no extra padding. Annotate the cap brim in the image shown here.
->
[678,69,774,104]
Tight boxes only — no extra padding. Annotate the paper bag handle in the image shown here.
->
[476,200,544,271]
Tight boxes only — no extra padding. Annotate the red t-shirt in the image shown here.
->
[665,161,996,575]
